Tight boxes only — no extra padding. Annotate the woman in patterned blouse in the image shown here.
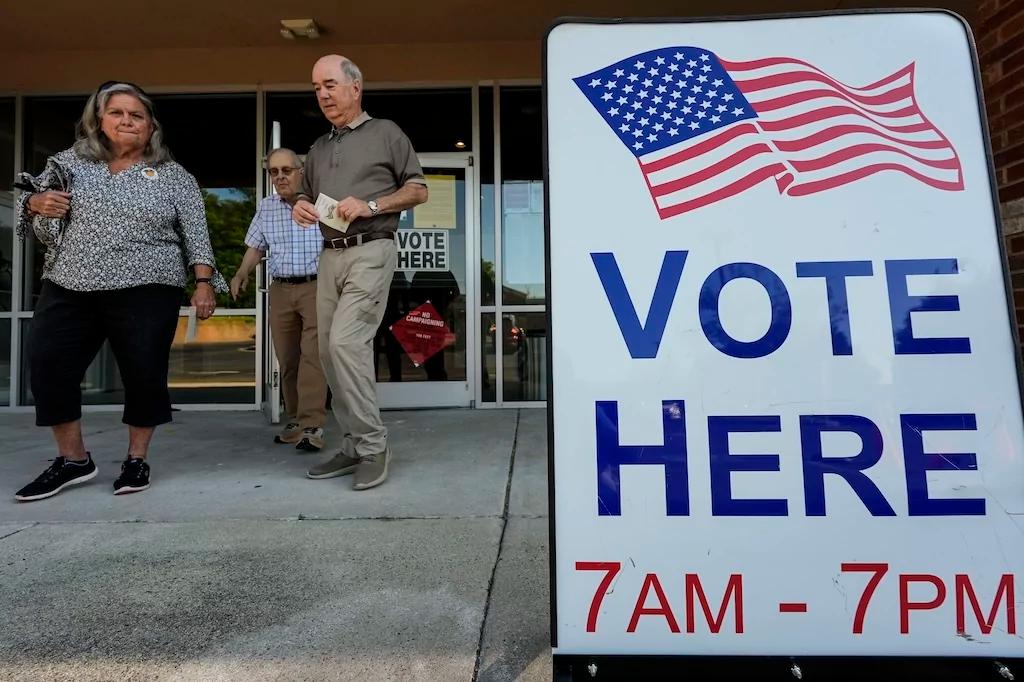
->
[14,82,227,502]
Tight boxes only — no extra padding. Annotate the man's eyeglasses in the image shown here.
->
[268,167,300,177]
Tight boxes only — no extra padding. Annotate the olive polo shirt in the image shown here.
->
[298,111,426,239]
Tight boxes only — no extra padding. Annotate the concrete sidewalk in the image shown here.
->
[0,409,551,681]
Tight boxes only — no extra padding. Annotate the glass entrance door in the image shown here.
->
[376,154,475,408]
[259,152,475,416]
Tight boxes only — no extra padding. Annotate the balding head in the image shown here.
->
[266,147,303,201]
[267,147,302,169]
[312,54,364,128]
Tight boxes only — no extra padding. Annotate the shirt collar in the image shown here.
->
[329,111,372,139]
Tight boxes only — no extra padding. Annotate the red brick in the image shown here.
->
[993,130,1008,151]
[1002,179,1024,201]
[1007,121,1024,147]
[984,68,1022,102]
[999,6,1024,42]
[1007,84,1024,111]
[992,105,1024,135]
[1011,272,1024,288]
[1009,160,1024,182]
[1004,46,1024,75]
[982,0,1024,36]
[986,24,1024,63]
[980,30,1000,57]
[988,95,1005,120]
[1010,234,1024,252]
[983,62,1003,88]
[1008,252,1024,271]
[994,140,1024,168]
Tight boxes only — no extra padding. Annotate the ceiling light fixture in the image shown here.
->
[280,19,321,40]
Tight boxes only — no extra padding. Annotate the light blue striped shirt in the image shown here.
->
[244,195,322,278]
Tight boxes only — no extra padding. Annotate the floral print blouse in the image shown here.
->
[17,148,227,293]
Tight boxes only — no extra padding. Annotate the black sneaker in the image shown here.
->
[15,454,98,502]
[113,457,150,495]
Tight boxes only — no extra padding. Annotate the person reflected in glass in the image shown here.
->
[375,271,409,383]
[411,269,460,381]
[14,81,227,502]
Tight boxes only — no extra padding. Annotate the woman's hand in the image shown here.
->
[191,282,217,320]
[28,191,72,218]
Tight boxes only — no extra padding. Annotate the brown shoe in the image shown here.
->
[306,451,359,479]
[296,427,325,452]
[274,422,302,444]
[353,448,389,490]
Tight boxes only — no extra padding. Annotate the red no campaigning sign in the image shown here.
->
[390,301,456,366]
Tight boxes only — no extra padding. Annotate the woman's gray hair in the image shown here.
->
[73,83,171,164]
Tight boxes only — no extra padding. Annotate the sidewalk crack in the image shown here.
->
[0,525,34,542]
[472,409,520,681]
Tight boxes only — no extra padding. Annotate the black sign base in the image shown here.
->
[553,655,1024,681]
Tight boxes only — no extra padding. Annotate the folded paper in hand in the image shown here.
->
[315,193,351,233]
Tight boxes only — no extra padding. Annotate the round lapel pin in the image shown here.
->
[141,167,159,181]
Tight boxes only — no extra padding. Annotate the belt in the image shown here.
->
[323,231,395,250]
[273,274,317,284]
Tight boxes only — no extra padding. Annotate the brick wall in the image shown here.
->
[978,0,1024,338]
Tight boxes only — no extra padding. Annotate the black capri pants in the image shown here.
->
[29,281,183,427]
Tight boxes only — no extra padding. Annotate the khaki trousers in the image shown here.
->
[317,239,396,458]
[269,279,327,428]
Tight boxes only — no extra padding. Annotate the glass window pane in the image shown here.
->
[267,89,473,156]
[0,319,9,405]
[479,87,495,307]
[481,313,496,403]
[152,94,257,311]
[169,314,256,404]
[0,98,13,312]
[499,88,545,305]
[22,314,258,406]
[21,94,256,311]
[378,168,468,383]
[20,320,127,406]
[501,312,546,402]
[21,97,86,311]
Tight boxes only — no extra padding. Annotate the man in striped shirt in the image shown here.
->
[231,148,327,451]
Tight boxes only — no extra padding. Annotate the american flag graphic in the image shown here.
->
[573,47,964,219]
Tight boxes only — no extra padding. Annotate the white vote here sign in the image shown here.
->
[546,12,1024,658]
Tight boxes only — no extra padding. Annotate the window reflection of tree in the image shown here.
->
[200,188,257,310]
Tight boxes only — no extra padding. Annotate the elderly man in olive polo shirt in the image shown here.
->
[293,54,428,490]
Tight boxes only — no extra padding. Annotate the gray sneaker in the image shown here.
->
[306,451,360,479]
[353,448,390,490]
[274,422,302,444]
[296,427,325,452]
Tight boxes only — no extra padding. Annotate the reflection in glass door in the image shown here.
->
[376,154,475,408]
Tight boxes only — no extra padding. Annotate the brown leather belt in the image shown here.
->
[323,231,396,250]
[273,274,317,284]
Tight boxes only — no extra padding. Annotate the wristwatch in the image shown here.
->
[196,277,213,286]
[367,199,380,216]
